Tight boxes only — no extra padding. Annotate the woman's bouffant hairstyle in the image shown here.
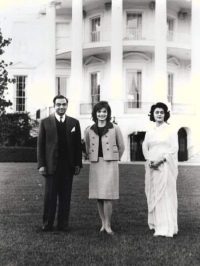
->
[149,102,170,122]
[92,101,112,123]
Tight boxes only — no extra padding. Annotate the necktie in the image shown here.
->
[60,116,63,123]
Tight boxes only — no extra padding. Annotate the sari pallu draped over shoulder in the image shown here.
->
[145,149,178,213]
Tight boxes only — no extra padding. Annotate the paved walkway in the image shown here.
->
[83,161,200,166]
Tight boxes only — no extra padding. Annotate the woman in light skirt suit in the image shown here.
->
[85,101,125,235]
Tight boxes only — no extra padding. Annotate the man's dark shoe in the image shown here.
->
[57,226,70,232]
[42,225,53,232]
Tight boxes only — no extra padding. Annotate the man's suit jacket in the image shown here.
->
[37,114,82,175]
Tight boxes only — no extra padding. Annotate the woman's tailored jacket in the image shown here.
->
[85,122,125,162]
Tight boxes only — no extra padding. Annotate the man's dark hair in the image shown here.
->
[92,101,111,123]
[149,102,170,122]
[53,95,68,105]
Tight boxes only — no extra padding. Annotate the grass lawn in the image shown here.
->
[1,163,200,266]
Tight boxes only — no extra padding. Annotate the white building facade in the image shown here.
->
[1,0,200,162]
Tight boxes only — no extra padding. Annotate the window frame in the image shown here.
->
[56,76,68,98]
[90,15,101,42]
[168,72,174,104]
[126,69,142,109]
[125,11,143,40]
[90,71,101,106]
[14,75,27,112]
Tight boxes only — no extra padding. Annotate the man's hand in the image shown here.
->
[39,166,47,176]
[74,166,81,175]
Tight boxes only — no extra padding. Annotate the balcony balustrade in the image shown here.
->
[171,103,195,115]
[125,28,143,40]
[56,29,191,51]
[80,103,94,115]
[167,30,190,45]
[91,31,101,42]
[124,101,195,115]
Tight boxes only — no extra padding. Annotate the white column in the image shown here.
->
[110,0,123,116]
[43,1,57,106]
[153,0,167,103]
[191,0,200,104]
[68,0,83,117]
[191,0,200,151]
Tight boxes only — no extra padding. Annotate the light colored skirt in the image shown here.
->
[89,157,119,199]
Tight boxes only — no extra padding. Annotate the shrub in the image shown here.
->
[0,113,37,147]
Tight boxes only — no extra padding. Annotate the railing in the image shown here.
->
[39,106,54,119]
[167,31,191,45]
[40,107,48,119]
[124,102,195,115]
[56,30,191,49]
[171,104,195,115]
[80,103,94,115]
[167,30,174,41]
[124,101,152,114]
[125,28,143,40]
[84,30,111,44]
[91,31,101,42]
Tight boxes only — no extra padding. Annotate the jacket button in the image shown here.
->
[92,143,94,145]
[92,150,94,152]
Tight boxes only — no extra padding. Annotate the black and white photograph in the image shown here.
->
[0,0,200,265]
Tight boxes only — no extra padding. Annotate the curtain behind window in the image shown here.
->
[127,71,142,108]
[91,72,100,106]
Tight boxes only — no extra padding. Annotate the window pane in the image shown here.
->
[92,17,100,31]
[91,17,101,42]
[126,71,142,108]
[91,72,100,105]
[168,73,173,103]
[127,14,142,28]
[15,76,26,112]
[56,77,67,97]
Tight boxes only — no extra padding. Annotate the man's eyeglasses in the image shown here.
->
[55,103,67,107]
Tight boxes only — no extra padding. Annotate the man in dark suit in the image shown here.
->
[37,95,82,232]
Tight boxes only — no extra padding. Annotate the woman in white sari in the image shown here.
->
[142,102,178,237]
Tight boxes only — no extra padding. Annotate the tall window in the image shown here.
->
[126,70,142,108]
[167,17,174,41]
[91,72,100,106]
[126,13,142,40]
[91,16,101,42]
[168,73,174,104]
[56,77,68,97]
[15,76,26,112]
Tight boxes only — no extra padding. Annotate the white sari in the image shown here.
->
[142,123,178,237]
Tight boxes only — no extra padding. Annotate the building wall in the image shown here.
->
[1,0,198,161]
